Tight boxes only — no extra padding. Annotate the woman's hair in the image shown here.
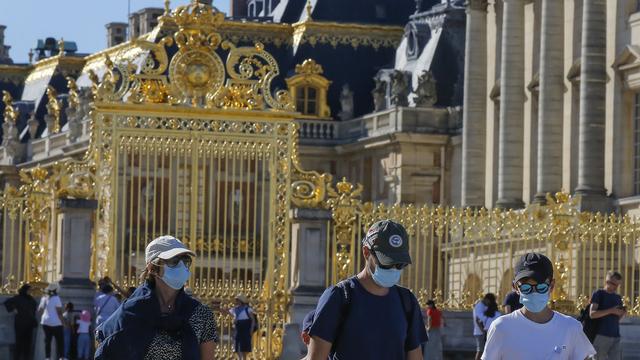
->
[484,293,498,318]
[65,302,74,311]
[426,299,436,308]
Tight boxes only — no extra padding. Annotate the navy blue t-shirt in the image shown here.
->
[502,291,523,312]
[309,277,428,360]
[591,289,623,337]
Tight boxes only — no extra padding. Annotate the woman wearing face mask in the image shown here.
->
[306,220,427,360]
[95,235,218,360]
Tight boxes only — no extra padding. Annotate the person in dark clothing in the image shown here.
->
[590,271,626,360]
[307,220,427,360]
[4,283,38,360]
[502,290,522,314]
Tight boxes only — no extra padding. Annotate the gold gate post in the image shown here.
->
[545,192,579,313]
[326,178,363,284]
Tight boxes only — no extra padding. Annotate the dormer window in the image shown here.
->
[286,59,332,118]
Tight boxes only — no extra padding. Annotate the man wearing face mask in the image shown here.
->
[307,220,428,360]
[482,253,595,360]
[95,235,218,360]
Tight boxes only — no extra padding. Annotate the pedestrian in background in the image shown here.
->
[423,299,443,360]
[590,271,625,360]
[76,310,92,360]
[481,294,501,334]
[482,253,595,360]
[502,290,522,314]
[229,294,257,360]
[62,302,76,360]
[94,284,120,327]
[4,283,37,360]
[472,294,488,360]
[38,282,64,360]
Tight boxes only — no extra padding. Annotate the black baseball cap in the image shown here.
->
[362,220,412,266]
[514,253,554,284]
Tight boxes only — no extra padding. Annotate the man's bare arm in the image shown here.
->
[307,336,332,360]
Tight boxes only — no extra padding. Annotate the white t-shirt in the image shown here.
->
[229,306,253,320]
[473,302,487,336]
[39,295,63,326]
[482,309,596,360]
[483,310,502,331]
[76,319,91,334]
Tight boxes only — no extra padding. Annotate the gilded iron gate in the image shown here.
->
[85,2,296,357]
[92,108,294,358]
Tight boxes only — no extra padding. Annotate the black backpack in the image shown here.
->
[331,278,420,352]
[578,290,603,343]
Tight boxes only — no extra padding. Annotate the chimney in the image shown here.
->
[129,8,164,39]
[0,25,13,64]
[231,0,249,17]
[106,22,128,47]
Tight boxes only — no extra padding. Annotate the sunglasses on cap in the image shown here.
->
[516,282,550,295]
[370,250,407,270]
[161,255,193,269]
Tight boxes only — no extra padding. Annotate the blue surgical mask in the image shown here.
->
[161,261,191,290]
[370,263,402,288]
[519,291,550,313]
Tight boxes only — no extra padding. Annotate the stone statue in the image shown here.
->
[372,78,387,111]
[390,70,409,107]
[414,70,437,107]
[338,84,354,120]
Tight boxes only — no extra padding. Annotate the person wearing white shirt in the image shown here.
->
[38,282,64,360]
[482,253,596,360]
[473,295,489,360]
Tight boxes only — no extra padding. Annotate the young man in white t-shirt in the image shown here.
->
[482,253,596,360]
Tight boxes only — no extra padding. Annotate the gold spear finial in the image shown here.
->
[164,0,171,14]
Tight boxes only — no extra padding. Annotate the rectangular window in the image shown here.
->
[295,87,319,116]
[635,93,640,195]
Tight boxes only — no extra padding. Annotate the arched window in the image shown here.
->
[286,59,332,118]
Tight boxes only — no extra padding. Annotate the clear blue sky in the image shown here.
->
[1,0,231,64]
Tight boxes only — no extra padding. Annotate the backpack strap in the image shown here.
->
[331,278,355,352]
[395,285,415,329]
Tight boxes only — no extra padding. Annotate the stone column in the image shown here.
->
[461,0,488,208]
[534,0,564,203]
[575,0,609,211]
[281,208,331,360]
[496,0,525,209]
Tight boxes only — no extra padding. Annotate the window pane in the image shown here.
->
[307,101,317,115]
[307,87,317,100]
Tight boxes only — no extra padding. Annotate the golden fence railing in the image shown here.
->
[0,190,29,294]
[325,181,640,316]
[0,168,58,296]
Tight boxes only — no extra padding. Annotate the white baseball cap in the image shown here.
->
[145,235,195,264]
[45,282,59,292]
